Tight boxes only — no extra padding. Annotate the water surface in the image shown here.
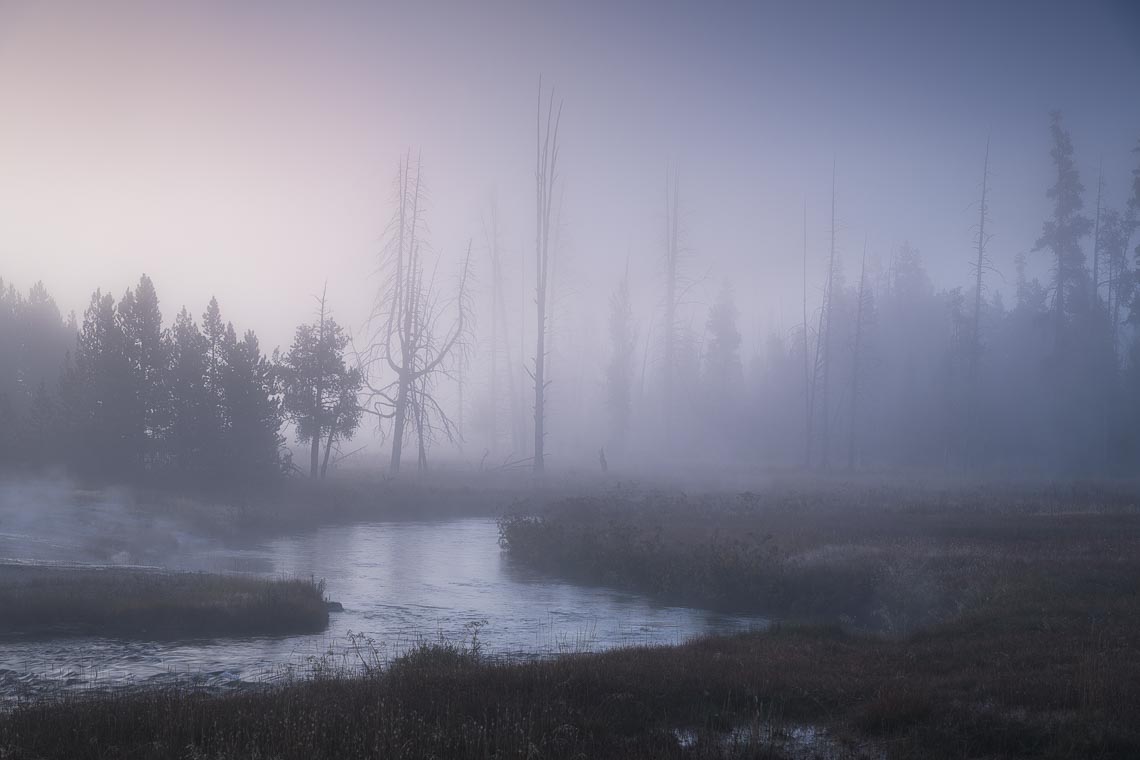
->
[0,518,766,698]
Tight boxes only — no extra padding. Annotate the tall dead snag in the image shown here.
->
[663,164,681,436]
[531,82,562,474]
[819,164,838,469]
[970,139,992,378]
[968,138,993,462]
[801,199,814,468]
[1092,163,1103,308]
[847,240,868,470]
[362,153,472,473]
[484,201,526,457]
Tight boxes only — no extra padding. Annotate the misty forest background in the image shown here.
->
[2,112,1140,480]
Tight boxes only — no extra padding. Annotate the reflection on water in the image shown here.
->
[0,518,765,698]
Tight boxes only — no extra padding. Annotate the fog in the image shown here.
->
[4,1,1139,476]
[4,4,1140,754]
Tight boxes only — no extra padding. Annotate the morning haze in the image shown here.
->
[1,1,1139,757]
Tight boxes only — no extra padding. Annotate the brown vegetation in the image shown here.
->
[0,565,329,638]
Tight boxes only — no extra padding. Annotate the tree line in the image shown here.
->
[586,112,1140,474]
[0,275,362,481]
[3,109,1139,479]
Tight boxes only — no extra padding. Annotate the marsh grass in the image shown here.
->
[0,565,329,638]
[498,482,1140,631]
[2,583,1138,759]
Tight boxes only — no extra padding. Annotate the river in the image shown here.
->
[0,517,766,699]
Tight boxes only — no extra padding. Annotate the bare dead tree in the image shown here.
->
[663,164,680,434]
[847,239,868,470]
[483,200,526,457]
[967,137,994,458]
[819,163,838,469]
[530,81,562,474]
[964,138,997,466]
[801,198,814,468]
[360,153,472,473]
[970,138,992,381]
[1092,161,1103,308]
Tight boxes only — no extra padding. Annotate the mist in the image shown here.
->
[2,2,1140,757]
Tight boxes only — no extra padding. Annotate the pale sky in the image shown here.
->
[2,0,1139,355]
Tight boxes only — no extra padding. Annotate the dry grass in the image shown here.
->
[0,565,329,638]
[499,482,1140,631]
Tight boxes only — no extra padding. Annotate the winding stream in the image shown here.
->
[1,517,766,699]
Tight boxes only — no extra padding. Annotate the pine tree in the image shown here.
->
[704,283,742,397]
[69,291,135,475]
[279,299,362,478]
[119,275,169,466]
[1034,112,1093,353]
[605,264,636,455]
[220,326,282,477]
[167,307,210,472]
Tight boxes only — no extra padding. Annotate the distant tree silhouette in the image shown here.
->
[704,283,742,397]
[531,83,562,474]
[279,290,362,478]
[1035,112,1093,353]
[361,154,471,473]
[167,306,211,472]
[220,325,283,477]
[120,275,168,468]
[606,262,636,455]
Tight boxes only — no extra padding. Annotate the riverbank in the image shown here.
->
[0,565,330,638]
[499,482,1140,631]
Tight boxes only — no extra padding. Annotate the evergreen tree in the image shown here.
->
[25,380,57,464]
[220,326,283,477]
[279,304,362,478]
[704,283,743,397]
[1034,112,1093,352]
[119,275,169,466]
[68,291,135,475]
[605,265,636,455]
[167,307,211,472]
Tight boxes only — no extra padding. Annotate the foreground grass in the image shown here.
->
[0,565,329,638]
[2,570,1137,760]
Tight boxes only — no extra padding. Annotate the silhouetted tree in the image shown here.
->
[1034,112,1093,353]
[279,291,362,478]
[704,283,742,397]
[819,166,839,468]
[362,155,471,473]
[221,325,283,477]
[119,275,168,467]
[606,262,636,454]
[848,243,870,470]
[531,83,562,474]
[166,307,211,472]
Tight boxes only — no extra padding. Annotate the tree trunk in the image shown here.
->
[389,372,408,473]
[969,139,990,467]
[802,198,812,468]
[532,82,561,474]
[664,167,679,439]
[310,430,320,478]
[820,164,836,469]
[320,417,336,478]
[848,241,867,471]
